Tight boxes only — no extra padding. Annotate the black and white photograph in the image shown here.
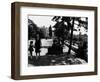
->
[11,2,97,79]
[28,15,88,66]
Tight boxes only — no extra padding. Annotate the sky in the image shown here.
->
[28,15,56,28]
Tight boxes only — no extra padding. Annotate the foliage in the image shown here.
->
[52,16,88,54]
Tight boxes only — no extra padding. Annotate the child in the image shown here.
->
[29,41,34,59]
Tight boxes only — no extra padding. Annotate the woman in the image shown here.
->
[35,34,41,59]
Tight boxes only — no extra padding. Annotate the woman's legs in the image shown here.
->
[36,52,40,59]
[30,51,33,59]
[36,52,38,59]
[38,52,40,58]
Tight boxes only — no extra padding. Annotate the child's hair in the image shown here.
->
[30,41,33,44]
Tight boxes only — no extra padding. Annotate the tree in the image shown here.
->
[52,16,88,55]
[68,17,75,54]
[28,19,39,39]
[52,17,70,45]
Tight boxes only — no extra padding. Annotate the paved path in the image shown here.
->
[28,39,87,66]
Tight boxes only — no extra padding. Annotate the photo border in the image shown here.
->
[11,2,98,80]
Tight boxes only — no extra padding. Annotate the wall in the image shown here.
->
[0,0,100,82]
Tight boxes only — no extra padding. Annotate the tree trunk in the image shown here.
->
[68,18,75,54]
